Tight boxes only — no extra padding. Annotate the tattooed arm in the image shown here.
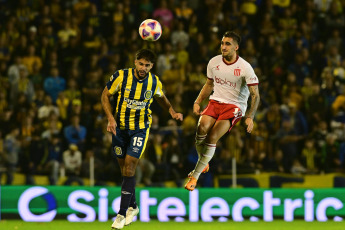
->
[245,85,260,133]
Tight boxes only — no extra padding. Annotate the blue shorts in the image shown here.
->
[112,128,150,159]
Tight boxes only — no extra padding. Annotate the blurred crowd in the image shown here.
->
[0,0,345,187]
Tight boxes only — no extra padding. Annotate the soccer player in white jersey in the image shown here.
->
[185,31,260,191]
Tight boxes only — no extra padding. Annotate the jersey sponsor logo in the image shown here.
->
[114,146,122,156]
[234,69,241,76]
[250,77,257,82]
[215,76,237,88]
[144,90,152,100]
[124,98,147,110]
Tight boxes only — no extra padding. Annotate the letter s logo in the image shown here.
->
[18,187,57,221]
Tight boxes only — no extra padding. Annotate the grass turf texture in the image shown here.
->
[0,220,344,230]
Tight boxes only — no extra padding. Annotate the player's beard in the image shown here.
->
[222,50,235,62]
[136,69,148,80]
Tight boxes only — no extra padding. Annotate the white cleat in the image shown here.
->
[125,206,139,226]
[111,214,126,229]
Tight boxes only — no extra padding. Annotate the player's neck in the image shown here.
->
[223,54,238,65]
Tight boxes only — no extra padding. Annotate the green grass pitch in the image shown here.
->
[0,220,344,230]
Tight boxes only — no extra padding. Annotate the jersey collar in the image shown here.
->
[222,55,239,66]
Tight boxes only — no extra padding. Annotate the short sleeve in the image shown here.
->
[244,64,259,86]
[106,70,123,95]
[207,61,214,80]
[154,77,164,97]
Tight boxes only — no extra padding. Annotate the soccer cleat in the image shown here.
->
[125,206,139,226]
[111,214,126,229]
[188,164,209,178]
[185,176,198,191]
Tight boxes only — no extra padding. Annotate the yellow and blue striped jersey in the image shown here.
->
[106,68,164,130]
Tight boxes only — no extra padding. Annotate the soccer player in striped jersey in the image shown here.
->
[101,49,183,229]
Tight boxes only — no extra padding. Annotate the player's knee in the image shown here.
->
[206,133,218,144]
[197,125,208,136]
[123,166,136,177]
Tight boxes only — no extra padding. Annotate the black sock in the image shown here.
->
[129,189,137,209]
[118,176,135,216]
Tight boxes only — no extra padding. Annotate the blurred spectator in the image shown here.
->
[163,135,184,186]
[250,121,270,158]
[262,149,285,173]
[38,95,59,120]
[44,134,63,185]
[29,61,44,90]
[81,148,106,185]
[3,127,21,184]
[0,131,6,182]
[156,43,175,76]
[291,159,307,175]
[43,67,66,103]
[10,66,35,103]
[0,91,7,114]
[63,144,83,185]
[175,0,193,22]
[321,133,342,173]
[7,56,27,85]
[58,21,78,48]
[301,138,319,173]
[326,29,343,51]
[136,157,155,186]
[325,0,345,33]
[145,134,168,184]
[224,126,244,162]
[64,78,81,102]
[332,89,345,115]
[171,21,189,49]
[153,0,174,29]
[22,45,42,75]
[286,102,308,136]
[64,115,87,150]
[275,119,304,172]
[161,59,185,97]
[82,69,102,104]
[56,92,70,121]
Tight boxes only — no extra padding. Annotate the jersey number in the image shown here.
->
[133,137,143,147]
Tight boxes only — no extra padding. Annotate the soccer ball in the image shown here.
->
[139,19,162,41]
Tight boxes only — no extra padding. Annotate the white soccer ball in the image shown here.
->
[139,19,162,41]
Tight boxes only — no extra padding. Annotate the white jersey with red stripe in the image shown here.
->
[207,54,259,115]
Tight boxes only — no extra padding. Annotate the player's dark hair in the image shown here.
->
[223,31,241,46]
[135,49,156,63]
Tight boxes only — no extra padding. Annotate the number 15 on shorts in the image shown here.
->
[133,137,143,146]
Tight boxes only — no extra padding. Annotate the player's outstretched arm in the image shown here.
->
[155,95,183,121]
[245,85,260,133]
[101,86,117,135]
[193,79,214,115]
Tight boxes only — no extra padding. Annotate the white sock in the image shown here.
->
[195,134,207,157]
[192,143,216,180]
